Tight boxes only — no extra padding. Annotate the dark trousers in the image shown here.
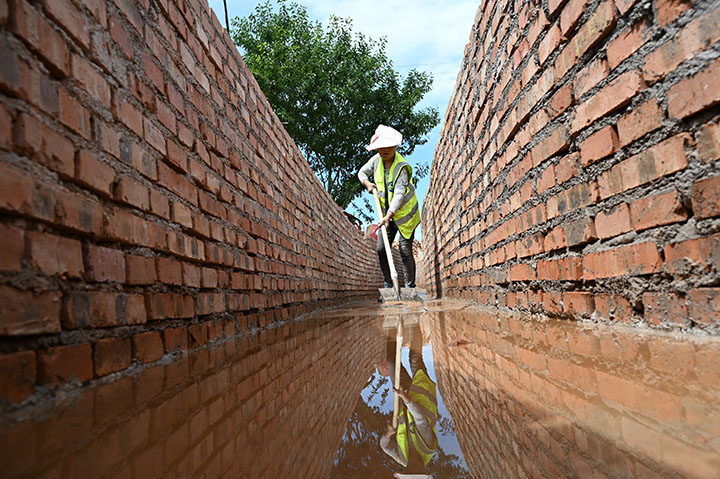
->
[377,221,416,287]
[385,324,426,391]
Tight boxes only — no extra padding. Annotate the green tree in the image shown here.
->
[231,0,439,210]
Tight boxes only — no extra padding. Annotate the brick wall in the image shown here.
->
[421,0,720,331]
[0,313,384,478]
[0,0,381,406]
[430,309,720,478]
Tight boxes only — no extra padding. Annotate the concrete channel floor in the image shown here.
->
[0,298,718,478]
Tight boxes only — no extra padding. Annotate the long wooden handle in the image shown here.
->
[392,319,403,429]
[372,189,398,282]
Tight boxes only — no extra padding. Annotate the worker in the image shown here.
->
[358,125,421,289]
[380,324,438,477]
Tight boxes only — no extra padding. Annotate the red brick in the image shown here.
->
[615,0,640,14]
[0,223,24,272]
[132,331,164,363]
[109,15,133,58]
[0,104,10,150]
[115,175,150,210]
[690,175,720,219]
[688,288,720,325]
[595,203,632,239]
[571,70,645,134]
[64,291,146,328]
[158,161,197,205]
[157,256,182,286]
[172,202,193,228]
[598,134,688,199]
[150,189,170,218]
[75,150,115,196]
[595,293,633,321]
[644,6,720,82]
[573,58,609,100]
[539,23,562,65]
[544,226,566,252]
[157,102,177,134]
[563,216,597,246]
[516,233,544,258]
[59,89,92,139]
[14,112,74,177]
[143,55,164,92]
[55,189,103,235]
[607,20,649,69]
[537,164,556,194]
[583,242,662,279]
[546,83,574,119]
[642,293,688,327]
[86,244,126,282]
[94,337,131,376]
[554,0,616,78]
[43,0,90,50]
[530,125,569,166]
[664,234,720,275]
[120,99,143,136]
[564,292,594,316]
[163,327,188,352]
[656,0,692,27]
[0,0,8,24]
[188,323,208,347]
[560,0,591,35]
[579,125,619,166]
[667,58,720,118]
[630,189,688,231]
[10,0,70,77]
[38,343,93,385]
[166,139,188,173]
[71,54,111,107]
[537,257,583,281]
[28,230,83,278]
[696,120,720,163]
[0,351,36,403]
[544,291,564,314]
[144,117,166,155]
[548,0,568,15]
[145,293,195,319]
[0,286,61,335]
[556,152,579,184]
[617,99,664,146]
[125,256,158,289]
[182,262,201,287]
[509,263,535,281]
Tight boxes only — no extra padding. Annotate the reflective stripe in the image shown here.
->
[398,183,415,208]
[412,430,435,455]
[392,161,410,185]
[394,202,419,226]
[411,401,437,427]
[409,384,438,406]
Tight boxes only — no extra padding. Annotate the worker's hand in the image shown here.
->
[384,424,397,438]
[364,180,376,193]
[379,212,393,229]
[394,387,411,404]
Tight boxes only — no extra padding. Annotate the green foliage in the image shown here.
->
[231,0,439,208]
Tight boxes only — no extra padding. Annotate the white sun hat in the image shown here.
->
[366,124,403,151]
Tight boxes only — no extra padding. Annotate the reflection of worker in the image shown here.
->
[380,325,438,476]
[358,125,421,289]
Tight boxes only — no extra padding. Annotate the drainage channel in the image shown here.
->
[0,300,718,478]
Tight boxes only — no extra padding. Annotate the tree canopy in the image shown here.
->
[231,0,439,209]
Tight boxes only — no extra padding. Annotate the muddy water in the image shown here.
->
[1,300,718,478]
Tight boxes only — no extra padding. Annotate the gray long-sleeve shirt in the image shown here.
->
[358,154,409,215]
[379,401,435,465]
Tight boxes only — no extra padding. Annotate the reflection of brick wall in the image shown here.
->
[0,313,385,478]
[421,0,720,331]
[0,0,381,405]
[429,309,720,479]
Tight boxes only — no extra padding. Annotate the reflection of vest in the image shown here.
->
[395,369,438,467]
[373,153,421,239]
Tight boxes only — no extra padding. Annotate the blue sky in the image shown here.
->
[207,0,479,239]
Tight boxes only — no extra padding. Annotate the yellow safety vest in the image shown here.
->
[395,369,438,467]
[374,153,421,239]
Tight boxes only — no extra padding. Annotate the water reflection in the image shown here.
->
[0,300,718,478]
